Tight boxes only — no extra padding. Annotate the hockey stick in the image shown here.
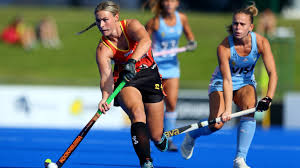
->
[153,47,187,57]
[164,108,256,138]
[53,80,126,168]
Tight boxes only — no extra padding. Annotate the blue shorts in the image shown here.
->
[208,78,257,95]
[154,56,180,79]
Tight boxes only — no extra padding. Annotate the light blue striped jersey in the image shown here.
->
[209,32,260,93]
[152,11,183,79]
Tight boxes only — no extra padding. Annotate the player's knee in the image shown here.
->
[239,105,256,117]
[236,96,256,110]
[130,107,146,122]
[210,122,224,132]
[240,103,256,110]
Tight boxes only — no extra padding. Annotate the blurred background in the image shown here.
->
[0,0,300,130]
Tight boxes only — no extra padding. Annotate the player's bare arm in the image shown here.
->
[256,33,278,99]
[180,13,194,41]
[180,12,197,51]
[217,38,233,121]
[145,17,159,35]
[126,19,152,61]
[96,42,114,101]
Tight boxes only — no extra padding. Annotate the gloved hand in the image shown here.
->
[186,40,197,51]
[256,96,272,112]
[121,59,137,82]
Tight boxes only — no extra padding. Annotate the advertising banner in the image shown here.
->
[0,85,128,129]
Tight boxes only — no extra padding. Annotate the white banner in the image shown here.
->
[177,89,210,120]
[284,92,300,128]
[0,85,129,129]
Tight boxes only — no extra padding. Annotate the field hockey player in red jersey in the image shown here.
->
[78,1,169,168]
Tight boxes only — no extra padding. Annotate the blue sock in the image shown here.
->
[164,111,177,140]
[189,119,213,139]
[236,117,256,160]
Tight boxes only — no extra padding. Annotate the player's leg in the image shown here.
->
[233,85,257,168]
[118,87,152,167]
[181,91,225,159]
[191,91,226,138]
[145,100,168,152]
[162,78,179,151]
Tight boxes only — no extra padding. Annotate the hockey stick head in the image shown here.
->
[44,158,58,168]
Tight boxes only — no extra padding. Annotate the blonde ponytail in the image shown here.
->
[237,2,259,24]
[245,3,258,17]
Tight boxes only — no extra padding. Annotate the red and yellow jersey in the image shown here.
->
[101,20,154,82]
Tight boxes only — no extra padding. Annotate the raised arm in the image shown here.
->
[126,19,152,61]
[217,38,233,121]
[96,42,114,113]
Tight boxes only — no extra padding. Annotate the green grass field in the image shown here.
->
[0,6,299,101]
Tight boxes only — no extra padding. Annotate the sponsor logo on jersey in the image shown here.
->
[214,81,222,86]
[124,50,134,57]
[231,65,255,74]
[253,56,257,61]
[177,30,181,35]
[139,64,149,70]
[169,28,175,33]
